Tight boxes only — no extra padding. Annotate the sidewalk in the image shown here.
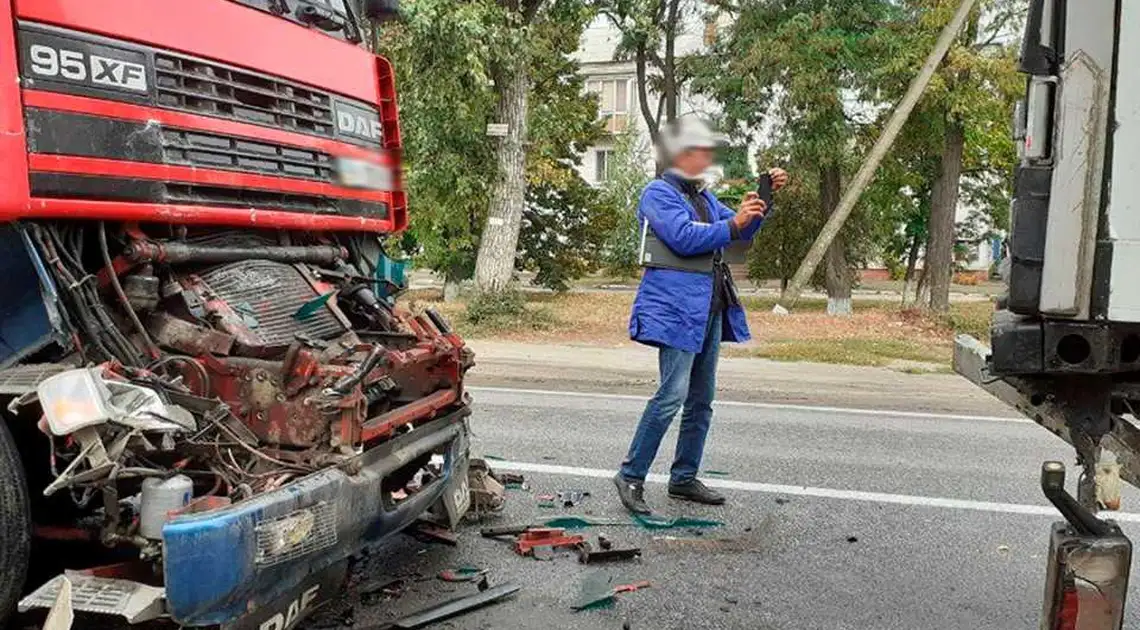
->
[463,339,1015,418]
[406,271,997,303]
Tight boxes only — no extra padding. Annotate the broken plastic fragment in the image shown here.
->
[544,516,632,529]
[703,470,731,477]
[633,514,723,530]
[572,573,651,611]
[572,572,617,611]
[438,567,487,583]
[294,291,335,320]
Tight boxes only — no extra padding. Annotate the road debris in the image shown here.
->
[573,573,652,612]
[481,524,534,538]
[467,459,507,517]
[558,489,590,507]
[544,516,632,529]
[614,580,651,594]
[650,535,753,553]
[633,514,723,530]
[514,528,586,558]
[499,472,528,490]
[537,494,557,508]
[367,583,521,629]
[578,543,642,564]
[846,536,859,544]
[533,546,556,561]
[703,470,731,477]
[438,567,489,583]
[774,497,790,505]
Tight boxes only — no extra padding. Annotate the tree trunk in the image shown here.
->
[925,121,966,313]
[635,45,666,175]
[662,0,681,123]
[900,233,921,307]
[820,164,852,316]
[474,65,530,294]
[915,266,930,304]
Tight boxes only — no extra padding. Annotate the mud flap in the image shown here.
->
[220,560,348,630]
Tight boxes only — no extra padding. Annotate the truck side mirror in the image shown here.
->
[363,0,400,21]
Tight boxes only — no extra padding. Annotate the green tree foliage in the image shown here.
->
[866,0,1024,308]
[518,175,618,291]
[694,0,900,313]
[374,0,602,289]
[598,133,653,277]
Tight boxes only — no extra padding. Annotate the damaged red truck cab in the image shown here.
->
[0,0,474,627]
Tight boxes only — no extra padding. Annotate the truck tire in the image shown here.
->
[0,419,31,625]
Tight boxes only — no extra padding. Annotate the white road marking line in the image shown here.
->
[468,386,1026,424]
[493,460,1140,523]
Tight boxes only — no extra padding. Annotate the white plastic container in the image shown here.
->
[139,475,193,539]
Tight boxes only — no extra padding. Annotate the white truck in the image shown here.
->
[955,0,1140,627]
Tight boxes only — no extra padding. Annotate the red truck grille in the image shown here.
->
[8,19,405,232]
[154,53,336,141]
[160,128,336,183]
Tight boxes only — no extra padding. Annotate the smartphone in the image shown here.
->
[756,172,774,216]
[757,172,773,206]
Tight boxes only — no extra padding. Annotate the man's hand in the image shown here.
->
[769,167,790,191]
[733,191,767,231]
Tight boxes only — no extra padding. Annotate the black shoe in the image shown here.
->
[613,474,652,515]
[668,479,726,506]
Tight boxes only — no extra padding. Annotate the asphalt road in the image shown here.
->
[317,387,1140,630]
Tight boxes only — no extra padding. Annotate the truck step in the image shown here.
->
[18,573,166,624]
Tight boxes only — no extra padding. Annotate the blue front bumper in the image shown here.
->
[161,409,470,627]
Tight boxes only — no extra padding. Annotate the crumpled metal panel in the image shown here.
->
[195,260,344,349]
[20,574,165,624]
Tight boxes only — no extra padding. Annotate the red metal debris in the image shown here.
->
[513,528,586,557]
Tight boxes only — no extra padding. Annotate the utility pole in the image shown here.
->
[774,0,980,314]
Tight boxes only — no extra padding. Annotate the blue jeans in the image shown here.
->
[620,312,722,485]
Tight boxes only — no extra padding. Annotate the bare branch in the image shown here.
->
[635,43,659,141]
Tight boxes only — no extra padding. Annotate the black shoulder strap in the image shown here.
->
[661,176,711,223]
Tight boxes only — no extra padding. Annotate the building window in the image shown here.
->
[703,18,718,46]
[595,149,612,183]
[586,79,631,133]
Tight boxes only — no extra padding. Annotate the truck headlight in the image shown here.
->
[37,369,115,436]
[255,503,337,566]
[336,157,392,191]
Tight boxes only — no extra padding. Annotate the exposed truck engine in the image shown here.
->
[954,0,1140,627]
[0,1,474,627]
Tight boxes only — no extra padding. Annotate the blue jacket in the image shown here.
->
[628,173,764,353]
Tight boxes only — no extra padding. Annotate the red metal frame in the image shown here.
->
[27,199,397,232]
[22,91,396,167]
[3,0,408,233]
[15,0,380,103]
[30,155,391,204]
[1,0,29,214]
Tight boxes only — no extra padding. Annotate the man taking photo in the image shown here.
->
[614,118,788,515]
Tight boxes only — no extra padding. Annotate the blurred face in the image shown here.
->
[673,147,714,178]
